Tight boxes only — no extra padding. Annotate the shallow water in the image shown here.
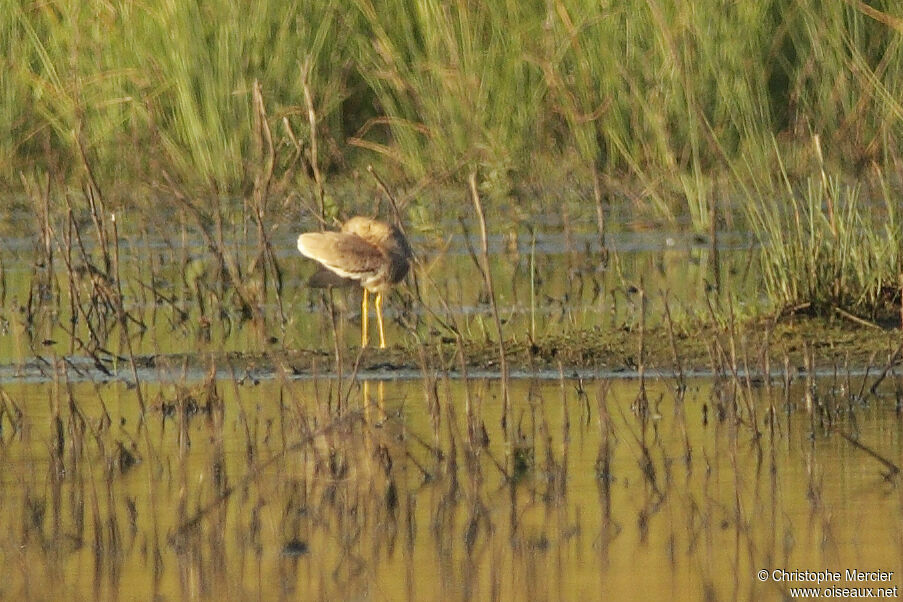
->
[0,212,756,366]
[0,375,899,600]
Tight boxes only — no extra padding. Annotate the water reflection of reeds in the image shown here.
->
[0,364,899,600]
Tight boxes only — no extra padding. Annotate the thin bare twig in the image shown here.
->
[467,173,509,431]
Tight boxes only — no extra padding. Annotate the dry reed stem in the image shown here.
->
[662,292,685,394]
[301,59,326,221]
[160,175,257,316]
[110,213,147,415]
[591,167,609,264]
[708,194,720,295]
[249,81,286,326]
[834,429,901,479]
[467,173,510,433]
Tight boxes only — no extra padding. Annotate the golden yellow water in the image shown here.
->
[0,374,899,601]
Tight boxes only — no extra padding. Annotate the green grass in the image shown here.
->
[5,0,355,193]
[3,1,902,198]
[353,0,548,196]
[745,140,902,319]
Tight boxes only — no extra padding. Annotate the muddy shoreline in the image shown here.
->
[10,317,899,384]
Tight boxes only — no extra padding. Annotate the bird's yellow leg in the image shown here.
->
[375,292,387,349]
[361,289,369,347]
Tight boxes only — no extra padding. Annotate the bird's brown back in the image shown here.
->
[297,217,412,292]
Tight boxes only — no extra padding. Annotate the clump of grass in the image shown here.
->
[123,1,354,193]
[353,0,546,196]
[746,148,902,320]
[6,0,355,194]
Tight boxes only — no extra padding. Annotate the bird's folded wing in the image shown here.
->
[297,232,383,280]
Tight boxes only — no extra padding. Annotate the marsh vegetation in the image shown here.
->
[1,1,903,599]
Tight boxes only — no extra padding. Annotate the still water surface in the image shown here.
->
[0,375,899,600]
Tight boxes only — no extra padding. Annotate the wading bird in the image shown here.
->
[297,216,412,348]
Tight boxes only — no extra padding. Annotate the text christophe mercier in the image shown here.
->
[770,570,894,584]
